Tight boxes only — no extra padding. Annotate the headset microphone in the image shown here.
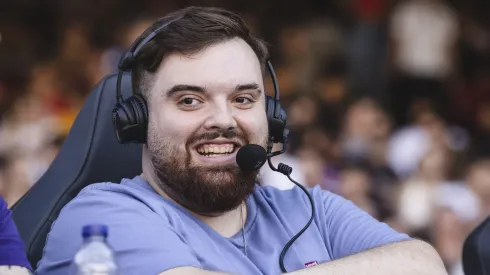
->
[236,144,316,273]
[236,144,267,171]
[235,144,292,173]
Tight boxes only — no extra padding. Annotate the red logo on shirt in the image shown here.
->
[304,261,318,268]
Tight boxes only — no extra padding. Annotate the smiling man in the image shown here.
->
[36,6,447,275]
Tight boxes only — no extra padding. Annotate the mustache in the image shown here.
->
[186,129,248,146]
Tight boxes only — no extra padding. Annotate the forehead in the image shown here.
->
[154,38,263,93]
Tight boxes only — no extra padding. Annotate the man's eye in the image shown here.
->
[180,98,200,105]
[234,97,252,104]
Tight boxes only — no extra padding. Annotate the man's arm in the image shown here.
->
[287,239,447,275]
[159,267,232,275]
[313,187,447,275]
[159,240,447,275]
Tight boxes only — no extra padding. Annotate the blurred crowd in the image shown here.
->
[1,0,490,274]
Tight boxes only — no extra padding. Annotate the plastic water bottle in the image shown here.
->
[71,224,118,275]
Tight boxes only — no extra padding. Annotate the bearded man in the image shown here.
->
[36,6,447,275]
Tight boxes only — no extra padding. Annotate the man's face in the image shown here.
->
[145,38,269,215]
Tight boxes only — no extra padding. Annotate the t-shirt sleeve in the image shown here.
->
[0,197,32,270]
[321,190,411,259]
[36,189,201,275]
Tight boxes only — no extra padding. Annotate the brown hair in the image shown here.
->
[131,6,269,99]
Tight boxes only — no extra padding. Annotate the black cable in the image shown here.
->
[267,158,316,273]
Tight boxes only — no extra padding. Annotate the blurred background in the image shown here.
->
[1,0,490,274]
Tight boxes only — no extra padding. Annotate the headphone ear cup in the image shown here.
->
[265,95,287,143]
[265,95,275,120]
[113,100,134,143]
[133,94,148,143]
[112,95,148,144]
[135,94,149,123]
[129,95,144,124]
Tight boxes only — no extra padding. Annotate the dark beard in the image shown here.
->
[147,128,264,216]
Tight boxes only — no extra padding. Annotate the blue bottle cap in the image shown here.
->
[82,224,108,238]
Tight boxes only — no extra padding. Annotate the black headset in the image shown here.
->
[112,13,289,156]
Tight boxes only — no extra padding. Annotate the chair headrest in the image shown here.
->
[463,215,490,275]
[11,72,142,268]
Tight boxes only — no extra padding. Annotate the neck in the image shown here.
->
[140,170,247,238]
[200,201,247,238]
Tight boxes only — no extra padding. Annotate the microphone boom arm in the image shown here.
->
[266,129,289,158]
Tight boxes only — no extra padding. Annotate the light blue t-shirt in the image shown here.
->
[36,176,410,275]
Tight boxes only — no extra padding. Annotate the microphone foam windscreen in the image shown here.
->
[236,144,267,172]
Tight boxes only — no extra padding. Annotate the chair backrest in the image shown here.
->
[463,215,490,275]
[11,72,142,268]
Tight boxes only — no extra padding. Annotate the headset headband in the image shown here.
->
[115,14,186,103]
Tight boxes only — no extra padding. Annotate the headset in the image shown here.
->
[112,14,289,157]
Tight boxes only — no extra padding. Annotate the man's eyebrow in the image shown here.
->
[165,82,262,97]
[165,84,206,97]
[235,83,260,92]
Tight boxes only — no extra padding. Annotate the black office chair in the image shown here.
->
[10,72,143,269]
[463,216,490,275]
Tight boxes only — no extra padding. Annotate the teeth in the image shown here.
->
[197,143,235,155]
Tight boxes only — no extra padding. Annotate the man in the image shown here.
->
[36,6,447,275]
[0,196,32,274]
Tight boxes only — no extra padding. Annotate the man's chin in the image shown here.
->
[197,170,243,188]
[152,159,258,215]
[190,162,240,173]
[184,169,257,211]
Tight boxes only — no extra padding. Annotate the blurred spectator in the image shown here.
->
[387,99,469,180]
[0,56,29,122]
[389,0,459,126]
[468,100,490,158]
[313,57,347,134]
[338,163,378,218]
[274,24,314,96]
[340,97,392,165]
[396,147,479,243]
[297,127,340,191]
[346,0,389,101]
[396,149,452,240]
[432,207,466,275]
[465,159,490,223]
[0,61,75,205]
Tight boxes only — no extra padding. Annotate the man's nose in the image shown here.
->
[203,103,237,131]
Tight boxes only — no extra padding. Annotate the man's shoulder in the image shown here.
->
[37,177,194,274]
[255,184,331,201]
[51,177,167,229]
[253,184,338,214]
[71,175,153,201]
[254,184,363,223]
[41,176,169,250]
